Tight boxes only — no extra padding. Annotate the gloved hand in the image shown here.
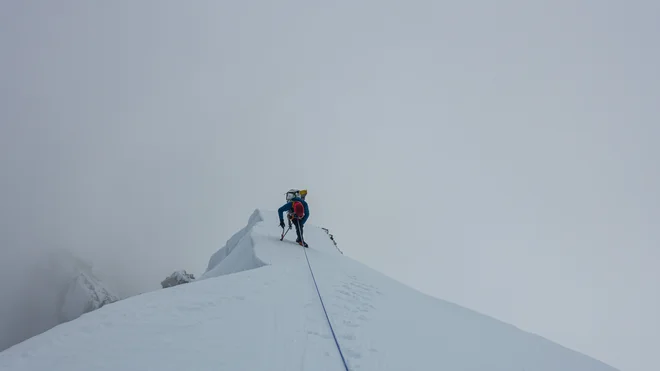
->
[279,220,285,228]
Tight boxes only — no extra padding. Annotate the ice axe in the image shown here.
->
[280,224,291,241]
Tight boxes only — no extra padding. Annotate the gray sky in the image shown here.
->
[1,1,658,370]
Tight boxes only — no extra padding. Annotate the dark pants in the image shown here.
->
[291,217,305,242]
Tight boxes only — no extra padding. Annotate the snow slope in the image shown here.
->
[0,209,618,371]
[0,249,118,352]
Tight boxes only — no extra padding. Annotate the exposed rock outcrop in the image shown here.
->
[161,270,195,288]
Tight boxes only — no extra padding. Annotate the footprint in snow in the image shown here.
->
[307,330,332,339]
[344,348,362,359]
[342,320,360,328]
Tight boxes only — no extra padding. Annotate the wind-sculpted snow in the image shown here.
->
[0,209,618,371]
[201,209,267,278]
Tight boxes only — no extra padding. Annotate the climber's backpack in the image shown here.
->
[292,201,305,219]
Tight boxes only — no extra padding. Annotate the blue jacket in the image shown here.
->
[278,197,309,225]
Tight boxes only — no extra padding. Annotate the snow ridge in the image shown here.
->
[198,209,619,371]
[0,209,619,371]
[202,209,267,278]
[59,271,119,323]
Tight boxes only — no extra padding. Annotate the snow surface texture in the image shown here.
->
[0,209,618,371]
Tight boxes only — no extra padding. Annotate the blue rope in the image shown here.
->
[303,247,350,371]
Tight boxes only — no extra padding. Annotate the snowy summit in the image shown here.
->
[0,209,618,371]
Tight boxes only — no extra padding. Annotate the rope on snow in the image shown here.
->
[303,247,350,371]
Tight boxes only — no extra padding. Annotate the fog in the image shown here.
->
[1,2,659,370]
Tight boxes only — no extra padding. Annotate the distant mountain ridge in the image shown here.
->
[0,248,119,351]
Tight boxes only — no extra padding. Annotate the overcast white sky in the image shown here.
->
[1,1,658,370]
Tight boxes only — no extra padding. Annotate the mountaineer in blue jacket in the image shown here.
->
[278,190,309,247]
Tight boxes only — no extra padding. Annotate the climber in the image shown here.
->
[278,189,310,247]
